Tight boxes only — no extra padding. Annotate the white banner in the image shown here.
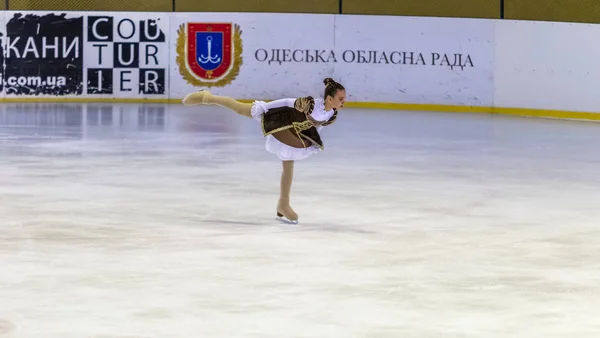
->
[168,13,494,105]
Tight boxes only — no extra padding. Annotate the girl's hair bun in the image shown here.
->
[323,78,335,87]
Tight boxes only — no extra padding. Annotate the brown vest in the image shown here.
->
[260,96,338,149]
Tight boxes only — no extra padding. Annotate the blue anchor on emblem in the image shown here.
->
[198,36,221,64]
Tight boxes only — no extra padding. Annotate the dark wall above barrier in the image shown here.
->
[8,0,171,11]
[6,0,600,24]
[342,0,500,18]
[505,0,600,24]
[175,0,338,13]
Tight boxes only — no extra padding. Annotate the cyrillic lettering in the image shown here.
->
[327,51,337,63]
[63,38,79,59]
[449,54,475,70]
[440,54,451,68]
[254,48,340,64]
[357,50,370,63]
[465,55,474,68]
[369,50,377,63]
[255,49,268,62]
[281,49,292,63]
[416,53,426,65]
[314,50,327,63]
[390,51,402,64]
[268,49,284,65]
[305,50,315,63]
[42,37,59,58]
[342,50,355,63]
[453,53,463,69]
[403,52,414,65]
[292,49,304,62]
[378,51,389,64]
[23,37,39,59]
[7,37,20,58]
[431,53,441,66]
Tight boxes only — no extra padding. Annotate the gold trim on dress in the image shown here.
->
[322,110,338,126]
[258,96,334,149]
[261,114,294,136]
[300,134,323,150]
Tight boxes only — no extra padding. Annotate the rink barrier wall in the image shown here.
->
[0,11,599,121]
[6,97,600,122]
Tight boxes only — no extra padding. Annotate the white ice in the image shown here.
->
[1,103,600,337]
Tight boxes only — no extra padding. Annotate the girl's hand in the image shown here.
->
[294,96,313,114]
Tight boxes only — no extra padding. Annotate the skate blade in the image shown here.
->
[276,216,299,225]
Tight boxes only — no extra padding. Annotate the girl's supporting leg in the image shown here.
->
[277,160,298,222]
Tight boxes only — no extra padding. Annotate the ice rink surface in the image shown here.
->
[1,102,600,337]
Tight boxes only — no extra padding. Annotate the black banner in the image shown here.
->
[4,13,84,96]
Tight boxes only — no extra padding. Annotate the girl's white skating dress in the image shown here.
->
[249,96,337,161]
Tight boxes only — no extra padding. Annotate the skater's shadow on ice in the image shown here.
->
[198,219,377,235]
[199,219,265,226]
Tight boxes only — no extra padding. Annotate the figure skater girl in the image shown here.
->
[182,78,346,224]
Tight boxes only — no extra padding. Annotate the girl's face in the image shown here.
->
[328,89,346,109]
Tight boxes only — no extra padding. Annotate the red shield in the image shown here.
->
[186,23,233,80]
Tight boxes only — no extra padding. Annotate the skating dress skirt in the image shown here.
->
[250,97,338,161]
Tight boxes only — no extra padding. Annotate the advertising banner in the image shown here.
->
[4,12,83,97]
[84,12,169,98]
[1,11,170,100]
[168,13,494,105]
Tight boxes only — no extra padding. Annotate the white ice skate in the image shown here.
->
[276,212,299,225]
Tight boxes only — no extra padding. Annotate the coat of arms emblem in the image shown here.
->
[176,22,243,87]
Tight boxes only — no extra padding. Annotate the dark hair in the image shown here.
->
[323,78,345,99]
